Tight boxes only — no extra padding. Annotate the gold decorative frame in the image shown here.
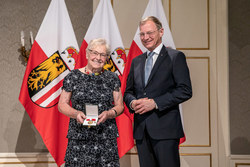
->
[0,153,56,165]
[236,163,250,167]
[125,151,212,167]
[0,161,55,165]
[181,57,211,147]
[122,57,211,148]
[181,153,212,167]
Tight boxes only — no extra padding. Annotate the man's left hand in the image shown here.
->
[134,98,156,115]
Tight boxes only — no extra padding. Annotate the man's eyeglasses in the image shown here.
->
[139,30,159,38]
[88,49,108,58]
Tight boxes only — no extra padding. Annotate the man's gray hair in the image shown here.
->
[139,16,162,30]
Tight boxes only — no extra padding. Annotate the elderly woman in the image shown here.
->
[58,38,124,167]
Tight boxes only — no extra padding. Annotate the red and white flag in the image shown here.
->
[78,0,134,158]
[121,0,186,144]
[19,0,79,166]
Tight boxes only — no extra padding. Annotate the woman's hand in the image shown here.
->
[59,90,84,119]
[76,111,86,124]
[97,110,116,125]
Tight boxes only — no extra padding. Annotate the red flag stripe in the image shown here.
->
[31,70,69,103]
[121,41,142,122]
[33,78,64,106]
[19,0,79,165]
[78,0,134,159]
[116,114,134,156]
[47,95,61,109]
[76,40,88,69]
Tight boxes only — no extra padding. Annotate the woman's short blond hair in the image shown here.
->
[86,38,111,56]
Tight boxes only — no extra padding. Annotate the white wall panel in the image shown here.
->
[181,154,211,167]
[182,58,210,146]
[171,0,209,49]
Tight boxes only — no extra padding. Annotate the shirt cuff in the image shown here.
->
[129,100,135,110]
[151,99,158,109]
[155,102,158,109]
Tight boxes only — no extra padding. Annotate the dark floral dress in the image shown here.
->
[62,69,120,167]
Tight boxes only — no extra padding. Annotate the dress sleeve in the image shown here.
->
[112,73,121,92]
[62,71,75,92]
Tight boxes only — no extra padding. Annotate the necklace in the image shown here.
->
[84,67,104,76]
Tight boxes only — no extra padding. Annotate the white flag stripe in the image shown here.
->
[110,52,125,74]
[82,0,126,75]
[179,104,184,127]
[31,70,70,102]
[84,0,124,52]
[139,0,184,135]
[128,0,185,137]
[133,0,175,53]
[19,0,79,165]
[80,0,133,157]
[36,0,79,58]
[41,86,62,107]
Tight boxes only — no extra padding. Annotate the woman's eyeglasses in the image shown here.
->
[88,49,108,58]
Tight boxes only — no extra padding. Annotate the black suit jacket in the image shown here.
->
[124,46,192,140]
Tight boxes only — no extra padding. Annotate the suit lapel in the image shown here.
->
[145,46,168,87]
[140,53,147,87]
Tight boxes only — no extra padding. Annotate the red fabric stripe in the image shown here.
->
[115,41,143,157]
[46,95,60,108]
[180,135,186,145]
[122,41,187,146]
[34,79,63,107]
[116,114,134,157]
[121,41,143,121]
[79,39,134,159]
[19,41,69,166]
[19,41,48,115]
[76,40,88,69]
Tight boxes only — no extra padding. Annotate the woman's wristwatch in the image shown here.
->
[111,108,118,117]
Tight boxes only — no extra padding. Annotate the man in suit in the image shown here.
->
[124,16,192,167]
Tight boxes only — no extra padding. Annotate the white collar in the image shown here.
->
[147,43,163,55]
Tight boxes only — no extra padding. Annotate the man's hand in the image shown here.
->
[132,98,156,115]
